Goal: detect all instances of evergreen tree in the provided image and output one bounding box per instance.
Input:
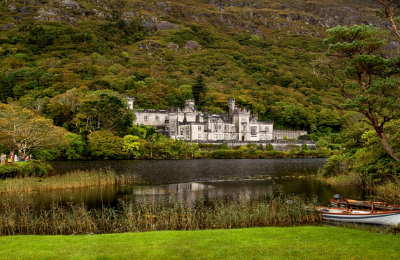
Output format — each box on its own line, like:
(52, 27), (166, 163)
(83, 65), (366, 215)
(0, 72), (13, 103)
(192, 74), (205, 105)
(317, 25), (400, 161)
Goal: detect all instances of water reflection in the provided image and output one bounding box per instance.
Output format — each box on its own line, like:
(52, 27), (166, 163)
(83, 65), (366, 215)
(0, 159), (369, 209)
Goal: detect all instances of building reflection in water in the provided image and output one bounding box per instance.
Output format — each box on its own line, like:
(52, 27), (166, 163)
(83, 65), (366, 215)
(130, 181), (275, 206)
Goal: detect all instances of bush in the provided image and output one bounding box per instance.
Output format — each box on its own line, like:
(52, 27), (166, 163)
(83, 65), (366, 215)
(220, 143), (230, 150)
(266, 143), (274, 151)
(301, 144), (309, 151)
(316, 139), (328, 149)
(323, 153), (348, 177)
(327, 144), (341, 150)
(298, 135), (311, 140)
(0, 160), (54, 179)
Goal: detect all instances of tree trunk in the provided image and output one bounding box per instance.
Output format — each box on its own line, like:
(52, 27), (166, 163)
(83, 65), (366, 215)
(375, 128), (400, 162)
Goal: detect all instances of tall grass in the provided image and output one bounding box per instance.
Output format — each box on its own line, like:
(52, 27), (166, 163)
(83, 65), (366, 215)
(314, 171), (363, 188)
(0, 169), (135, 193)
(372, 177), (400, 204)
(0, 193), (321, 235)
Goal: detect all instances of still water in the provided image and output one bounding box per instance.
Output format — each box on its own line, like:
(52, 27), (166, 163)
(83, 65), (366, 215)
(3, 159), (365, 208)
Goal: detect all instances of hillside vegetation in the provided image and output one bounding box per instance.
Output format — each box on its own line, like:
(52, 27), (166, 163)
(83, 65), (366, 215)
(0, 0), (384, 135)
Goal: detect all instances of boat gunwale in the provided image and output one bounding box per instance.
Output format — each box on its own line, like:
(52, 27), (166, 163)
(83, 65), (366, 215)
(329, 199), (400, 210)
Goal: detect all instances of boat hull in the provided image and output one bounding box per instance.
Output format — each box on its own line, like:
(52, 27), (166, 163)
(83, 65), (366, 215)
(318, 207), (400, 225)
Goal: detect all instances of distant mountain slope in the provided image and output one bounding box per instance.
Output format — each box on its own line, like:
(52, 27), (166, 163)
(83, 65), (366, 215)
(0, 0), (388, 133)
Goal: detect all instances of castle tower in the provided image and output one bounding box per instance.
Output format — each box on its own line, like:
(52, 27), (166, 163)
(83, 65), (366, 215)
(184, 99), (195, 112)
(228, 98), (235, 114)
(127, 97), (134, 110)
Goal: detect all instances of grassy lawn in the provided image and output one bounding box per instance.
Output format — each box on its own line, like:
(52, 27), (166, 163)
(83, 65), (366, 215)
(0, 226), (399, 259)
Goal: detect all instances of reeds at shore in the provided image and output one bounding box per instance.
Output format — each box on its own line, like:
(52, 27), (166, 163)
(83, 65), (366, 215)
(373, 177), (400, 204)
(0, 169), (135, 193)
(314, 171), (363, 188)
(0, 193), (321, 235)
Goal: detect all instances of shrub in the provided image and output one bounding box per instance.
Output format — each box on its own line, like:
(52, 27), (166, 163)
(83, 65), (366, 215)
(0, 160), (54, 179)
(327, 144), (341, 150)
(266, 143), (274, 151)
(316, 139), (328, 149)
(220, 143), (230, 150)
(323, 153), (348, 177)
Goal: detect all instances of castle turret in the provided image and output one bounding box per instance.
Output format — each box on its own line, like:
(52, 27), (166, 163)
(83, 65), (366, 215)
(127, 97), (134, 110)
(228, 98), (235, 114)
(184, 99), (195, 112)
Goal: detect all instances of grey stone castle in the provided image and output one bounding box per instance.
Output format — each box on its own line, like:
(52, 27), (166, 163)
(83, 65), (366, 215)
(128, 98), (307, 141)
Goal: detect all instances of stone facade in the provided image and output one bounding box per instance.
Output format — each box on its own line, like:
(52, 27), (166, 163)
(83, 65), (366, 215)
(273, 130), (308, 140)
(132, 98), (306, 141)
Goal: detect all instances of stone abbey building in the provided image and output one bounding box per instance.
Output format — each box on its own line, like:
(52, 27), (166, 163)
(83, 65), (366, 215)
(128, 98), (307, 141)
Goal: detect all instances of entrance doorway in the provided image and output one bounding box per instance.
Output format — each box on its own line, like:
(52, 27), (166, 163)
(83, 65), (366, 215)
(241, 136), (244, 141)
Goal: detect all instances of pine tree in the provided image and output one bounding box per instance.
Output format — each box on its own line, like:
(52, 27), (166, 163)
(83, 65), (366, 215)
(192, 74), (205, 105)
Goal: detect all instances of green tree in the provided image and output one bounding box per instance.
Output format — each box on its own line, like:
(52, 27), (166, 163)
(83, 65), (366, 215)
(77, 93), (134, 136)
(316, 139), (329, 149)
(179, 84), (193, 100)
(266, 143), (274, 151)
(0, 104), (67, 157)
(87, 131), (125, 159)
(317, 25), (400, 161)
(62, 133), (86, 159)
(192, 74), (205, 105)
(221, 143), (230, 150)
(122, 135), (141, 158)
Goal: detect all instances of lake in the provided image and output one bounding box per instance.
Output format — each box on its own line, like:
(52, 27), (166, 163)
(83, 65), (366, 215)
(1, 159), (366, 209)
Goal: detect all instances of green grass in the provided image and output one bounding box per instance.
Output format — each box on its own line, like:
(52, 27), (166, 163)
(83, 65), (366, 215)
(0, 226), (399, 259)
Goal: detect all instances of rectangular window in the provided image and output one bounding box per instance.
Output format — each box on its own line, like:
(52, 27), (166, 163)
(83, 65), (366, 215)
(266, 127), (269, 133)
(198, 134), (202, 140)
(156, 116), (160, 121)
(144, 115), (148, 121)
(232, 126), (235, 132)
(225, 125), (229, 132)
(218, 125), (222, 130)
(251, 127), (257, 136)
(242, 126), (246, 131)
(198, 126), (202, 131)
(224, 134), (229, 140)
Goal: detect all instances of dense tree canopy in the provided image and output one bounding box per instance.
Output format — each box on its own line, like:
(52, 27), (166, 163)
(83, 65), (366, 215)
(316, 24), (400, 161)
(0, 103), (67, 156)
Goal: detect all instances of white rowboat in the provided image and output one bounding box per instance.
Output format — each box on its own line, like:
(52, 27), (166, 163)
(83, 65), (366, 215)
(317, 207), (400, 225)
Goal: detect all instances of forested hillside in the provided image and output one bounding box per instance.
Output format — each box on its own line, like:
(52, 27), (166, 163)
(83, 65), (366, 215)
(0, 0), (384, 134)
